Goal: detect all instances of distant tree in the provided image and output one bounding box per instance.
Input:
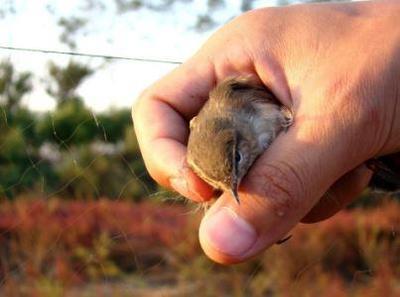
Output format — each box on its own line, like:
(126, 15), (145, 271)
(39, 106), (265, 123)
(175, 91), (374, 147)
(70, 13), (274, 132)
(0, 60), (59, 198)
(36, 99), (98, 147)
(0, 0), (15, 19)
(115, 0), (190, 12)
(96, 109), (132, 143)
(0, 123), (55, 198)
(0, 60), (32, 113)
(58, 17), (87, 49)
(46, 61), (93, 105)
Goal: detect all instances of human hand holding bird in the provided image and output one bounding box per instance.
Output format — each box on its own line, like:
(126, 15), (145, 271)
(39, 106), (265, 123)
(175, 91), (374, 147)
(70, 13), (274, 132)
(133, 1), (400, 264)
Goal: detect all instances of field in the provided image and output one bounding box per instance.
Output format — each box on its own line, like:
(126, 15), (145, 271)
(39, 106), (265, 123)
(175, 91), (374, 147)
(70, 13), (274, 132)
(0, 196), (399, 297)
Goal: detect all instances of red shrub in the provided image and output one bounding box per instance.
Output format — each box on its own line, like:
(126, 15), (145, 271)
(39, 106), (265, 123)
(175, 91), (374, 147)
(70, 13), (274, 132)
(0, 198), (196, 284)
(0, 197), (399, 297)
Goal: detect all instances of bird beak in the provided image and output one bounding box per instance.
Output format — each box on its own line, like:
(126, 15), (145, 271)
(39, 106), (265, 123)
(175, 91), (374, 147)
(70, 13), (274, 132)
(231, 132), (241, 205)
(230, 180), (240, 204)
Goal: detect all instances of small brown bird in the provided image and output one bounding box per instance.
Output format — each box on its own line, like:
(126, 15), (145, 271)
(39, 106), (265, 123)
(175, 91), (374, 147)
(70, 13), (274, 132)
(187, 77), (293, 204)
(187, 77), (400, 205)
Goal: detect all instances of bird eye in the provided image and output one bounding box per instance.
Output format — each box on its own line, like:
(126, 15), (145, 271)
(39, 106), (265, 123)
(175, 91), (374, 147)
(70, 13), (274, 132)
(235, 151), (242, 164)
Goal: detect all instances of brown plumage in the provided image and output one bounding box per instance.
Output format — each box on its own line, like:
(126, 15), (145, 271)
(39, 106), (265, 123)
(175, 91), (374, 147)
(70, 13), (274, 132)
(187, 77), (292, 203)
(187, 76), (400, 205)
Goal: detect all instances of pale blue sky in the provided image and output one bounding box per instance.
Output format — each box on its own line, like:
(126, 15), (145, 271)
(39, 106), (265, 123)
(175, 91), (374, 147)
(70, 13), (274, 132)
(1, 0), (278, 112)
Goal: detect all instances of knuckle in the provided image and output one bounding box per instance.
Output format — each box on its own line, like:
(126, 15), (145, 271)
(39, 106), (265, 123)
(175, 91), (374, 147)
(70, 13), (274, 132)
(248, 161), (306, 216)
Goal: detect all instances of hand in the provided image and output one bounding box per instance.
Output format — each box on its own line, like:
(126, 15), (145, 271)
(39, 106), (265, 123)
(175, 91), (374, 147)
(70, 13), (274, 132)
(133, 0), (400, 264)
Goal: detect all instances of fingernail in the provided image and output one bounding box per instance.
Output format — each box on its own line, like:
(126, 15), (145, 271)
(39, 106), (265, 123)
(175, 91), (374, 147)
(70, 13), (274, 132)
(170, 177), (189, 197)
(170, 177), (203, 201)
(201, 207), (256, 257)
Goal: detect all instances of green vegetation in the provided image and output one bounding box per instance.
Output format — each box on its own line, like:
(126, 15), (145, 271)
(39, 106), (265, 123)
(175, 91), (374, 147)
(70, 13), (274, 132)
(0, 59), (156, 200)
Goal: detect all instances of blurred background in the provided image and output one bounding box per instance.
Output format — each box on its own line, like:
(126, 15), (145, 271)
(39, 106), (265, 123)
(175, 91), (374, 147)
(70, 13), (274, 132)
(0, 0), (399, 296)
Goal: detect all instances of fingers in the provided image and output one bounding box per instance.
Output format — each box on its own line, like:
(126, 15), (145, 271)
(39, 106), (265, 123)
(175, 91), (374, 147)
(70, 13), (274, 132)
(133, 60), (216, 201)
(198, 119), (360, 264)
(143, 137), (215, 202)
(301, 164), (372, 223)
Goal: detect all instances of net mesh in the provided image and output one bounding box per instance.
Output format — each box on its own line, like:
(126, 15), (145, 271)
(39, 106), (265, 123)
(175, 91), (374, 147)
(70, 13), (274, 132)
(0, 1), (399, 296)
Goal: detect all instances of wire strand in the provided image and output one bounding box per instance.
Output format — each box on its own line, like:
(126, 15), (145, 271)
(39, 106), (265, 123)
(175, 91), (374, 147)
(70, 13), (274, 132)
(0, 45), (183, 65)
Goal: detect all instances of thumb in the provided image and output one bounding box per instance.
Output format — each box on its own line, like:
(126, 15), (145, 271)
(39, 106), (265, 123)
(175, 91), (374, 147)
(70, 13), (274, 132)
(199, 118), (362, 264)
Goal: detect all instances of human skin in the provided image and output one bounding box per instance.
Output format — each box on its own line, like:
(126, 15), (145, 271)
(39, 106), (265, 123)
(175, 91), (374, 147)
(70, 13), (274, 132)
(133, 0), (400, 264)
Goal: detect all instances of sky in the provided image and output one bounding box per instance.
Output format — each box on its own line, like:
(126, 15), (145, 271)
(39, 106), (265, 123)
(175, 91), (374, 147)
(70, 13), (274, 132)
(0, 0), (277, 112)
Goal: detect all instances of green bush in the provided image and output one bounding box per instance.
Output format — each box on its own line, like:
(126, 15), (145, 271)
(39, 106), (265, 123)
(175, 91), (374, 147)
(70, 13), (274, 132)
(36, 99), (99, 147)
